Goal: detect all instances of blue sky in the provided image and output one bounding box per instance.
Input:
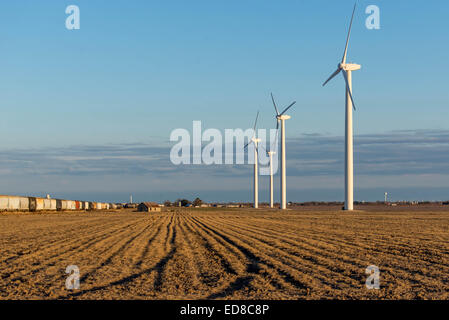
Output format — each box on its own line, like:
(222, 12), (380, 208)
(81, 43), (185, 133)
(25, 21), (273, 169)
(0, 1), (448, 202)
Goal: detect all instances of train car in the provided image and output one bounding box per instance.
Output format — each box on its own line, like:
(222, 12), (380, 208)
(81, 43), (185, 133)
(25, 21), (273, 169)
(56, 199), (63, 211)
(43, 198), (52, 210)
(19, 197), (29, 211)
(28, 197), (37, 211)
(36, 198), (44, 211)
(66, 200), (75, 210)
(50, 199), (57, 211)
(0, 196), (9, 210)
(43, 198), (55, 211)
(8, 196), (21, 210)
(75, 201), (80, 210)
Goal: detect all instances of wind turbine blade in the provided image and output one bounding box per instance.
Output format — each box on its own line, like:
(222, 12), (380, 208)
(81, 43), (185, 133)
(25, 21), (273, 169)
(257, 144), (269, 162)
(276, 119), (279, 130)
(253, 111), (259, 131)
(244, 141), (252, 149)
(271, 93), (280, 116)
(280, 101), (296, 115)
(342, 3), (357, 64)
(322, 68), (341, 87)
(342, 71), (357, 110)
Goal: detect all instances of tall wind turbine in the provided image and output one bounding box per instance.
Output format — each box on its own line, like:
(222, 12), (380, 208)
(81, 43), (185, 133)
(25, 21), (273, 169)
(271, 93), (296, 210)
(245, 111), (261, 209)
(322, 3), (360, 211)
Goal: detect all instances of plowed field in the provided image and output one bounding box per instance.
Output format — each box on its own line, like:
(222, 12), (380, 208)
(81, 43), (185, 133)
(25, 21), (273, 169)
(1, 207), (448, 299)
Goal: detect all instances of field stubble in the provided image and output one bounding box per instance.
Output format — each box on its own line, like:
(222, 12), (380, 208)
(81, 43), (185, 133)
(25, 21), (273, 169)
(0, 207), (448, 299)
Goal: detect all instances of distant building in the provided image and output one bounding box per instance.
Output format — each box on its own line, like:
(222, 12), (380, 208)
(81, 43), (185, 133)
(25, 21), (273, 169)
(137, 202), (161, 212)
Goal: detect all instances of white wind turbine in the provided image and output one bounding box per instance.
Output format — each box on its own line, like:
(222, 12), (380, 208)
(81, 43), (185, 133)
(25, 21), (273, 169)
(244, 111), (261, 209)
(257, 134), (277, 209)
(322, 3), (361, 211)
(267, 149), (276, 208)
(271, 93), (296, 210)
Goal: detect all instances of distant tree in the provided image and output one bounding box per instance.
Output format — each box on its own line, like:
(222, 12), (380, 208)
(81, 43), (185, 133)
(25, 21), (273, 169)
(192, 197), (203, 207)
(175, 199), (191, 207)
(163, 200), (171, 207)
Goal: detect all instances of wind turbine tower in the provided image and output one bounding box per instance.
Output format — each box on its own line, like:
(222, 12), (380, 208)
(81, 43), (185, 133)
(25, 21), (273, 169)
(271, 93), (296, 210)
(267, 151), (276, 208)
(258, 135), (277, 209)
(322, 3), (361, 211)
(245, 112), (261, 209)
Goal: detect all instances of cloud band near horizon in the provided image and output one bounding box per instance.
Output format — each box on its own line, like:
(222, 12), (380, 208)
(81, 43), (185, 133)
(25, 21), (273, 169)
(0, 129), (448, 202)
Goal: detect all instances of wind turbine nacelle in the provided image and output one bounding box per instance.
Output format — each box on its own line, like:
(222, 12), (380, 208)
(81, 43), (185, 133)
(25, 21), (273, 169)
(340, 63), (361, 71)
(277, 115), (291, 120)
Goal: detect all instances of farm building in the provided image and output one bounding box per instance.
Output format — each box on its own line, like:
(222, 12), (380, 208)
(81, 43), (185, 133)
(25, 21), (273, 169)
(137, 202), (161, 212)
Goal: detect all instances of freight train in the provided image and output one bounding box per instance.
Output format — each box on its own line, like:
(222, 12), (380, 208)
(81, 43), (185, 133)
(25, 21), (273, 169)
(0, 195), (116, 212)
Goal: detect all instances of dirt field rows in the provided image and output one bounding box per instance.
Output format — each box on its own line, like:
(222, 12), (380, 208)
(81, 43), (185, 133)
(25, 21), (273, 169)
(0, 207), (448, 299)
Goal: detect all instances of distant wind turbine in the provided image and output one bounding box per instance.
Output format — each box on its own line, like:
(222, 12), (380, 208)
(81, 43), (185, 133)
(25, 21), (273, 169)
(271, 93), (296, 210)
(267, 150), (276, 208)
(257, 136), (277, 209)
(244, 111), (261, 209)
(322, 3), (361, 211)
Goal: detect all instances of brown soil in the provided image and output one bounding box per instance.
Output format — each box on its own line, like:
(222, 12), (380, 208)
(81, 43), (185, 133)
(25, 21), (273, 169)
(0, 207), (448, 299)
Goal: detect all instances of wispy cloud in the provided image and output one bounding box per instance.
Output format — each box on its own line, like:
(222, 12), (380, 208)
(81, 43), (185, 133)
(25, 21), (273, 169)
(287, 129), (449, 176)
